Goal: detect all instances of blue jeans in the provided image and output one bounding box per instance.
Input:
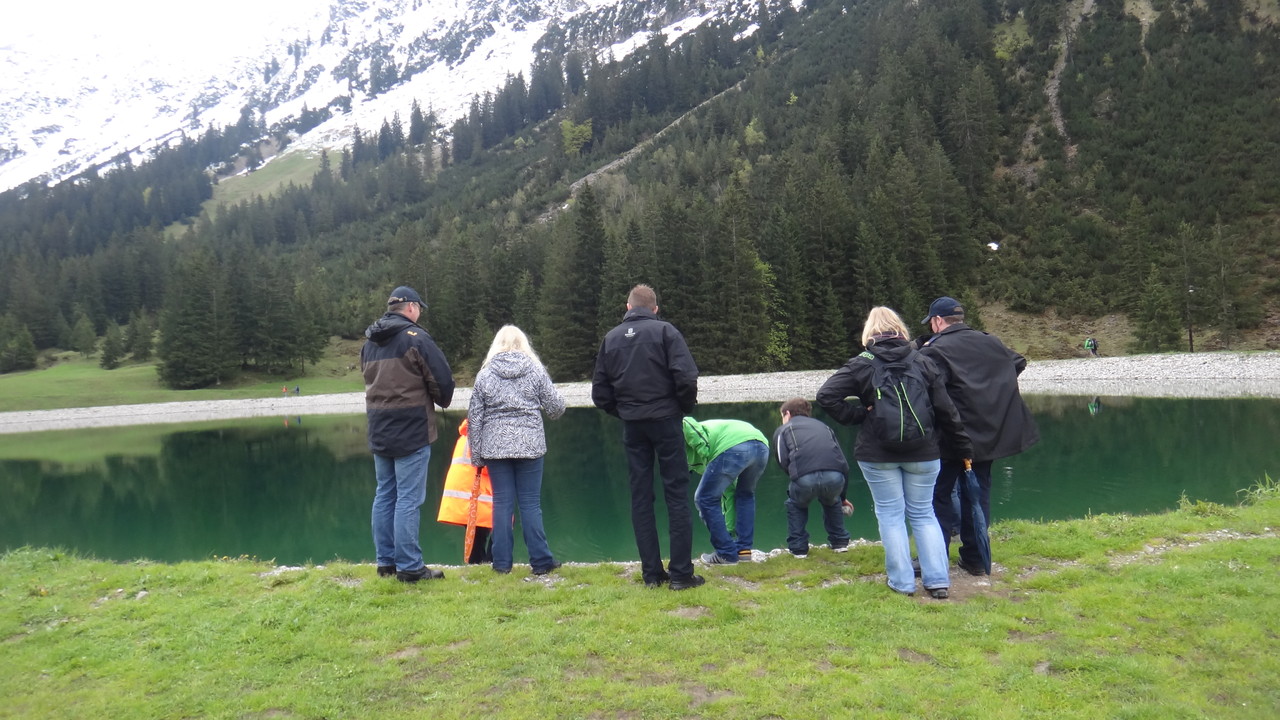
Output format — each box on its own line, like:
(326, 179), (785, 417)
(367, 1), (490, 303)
(858, 460), (949, 593)
(694, 440), (769, 561)
(487, 456), (555, 573)
(372, 445), (431, 572)
(785, 470), (851, 554)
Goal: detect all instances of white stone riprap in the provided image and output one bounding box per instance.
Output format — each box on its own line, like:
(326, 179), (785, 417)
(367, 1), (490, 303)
(1, 351), (1277, 434)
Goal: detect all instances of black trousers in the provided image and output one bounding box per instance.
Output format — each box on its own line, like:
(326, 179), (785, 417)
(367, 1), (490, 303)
(933, 458), (993, 567)
(622, 416), (695, 582)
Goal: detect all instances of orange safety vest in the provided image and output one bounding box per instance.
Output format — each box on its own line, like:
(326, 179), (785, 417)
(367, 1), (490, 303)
(436, 419), (493, 528)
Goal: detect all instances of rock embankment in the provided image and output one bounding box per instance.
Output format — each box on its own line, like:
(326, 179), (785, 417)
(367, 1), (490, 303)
(2, 351), (1278, 434)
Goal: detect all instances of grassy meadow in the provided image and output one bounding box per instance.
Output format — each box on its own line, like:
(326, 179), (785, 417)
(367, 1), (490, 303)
(2, 481), (1277, 719)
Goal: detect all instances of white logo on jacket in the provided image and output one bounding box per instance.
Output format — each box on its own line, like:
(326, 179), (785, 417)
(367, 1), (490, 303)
(624, 327), (635, 338)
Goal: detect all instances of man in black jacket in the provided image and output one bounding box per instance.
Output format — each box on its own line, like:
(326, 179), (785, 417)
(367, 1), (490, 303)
(361, 285), (455, 583)
(773, 398), (852, 558)
(919, 297), (1039, 575)
(592, 284), (703, 590)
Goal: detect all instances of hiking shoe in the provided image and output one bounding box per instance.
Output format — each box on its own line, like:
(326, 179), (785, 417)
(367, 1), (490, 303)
(668, 574), (705, 591)
(700, 552), (737, 566)
(957, 559), (989, 577)
(532, 561), (562, 576)
(396, 566), (444, 582)
(927, 587), (950, 599)
(376, 565), (396, 578)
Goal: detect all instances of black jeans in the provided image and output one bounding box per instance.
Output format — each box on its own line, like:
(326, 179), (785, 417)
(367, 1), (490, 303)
(933, 459), (993, 566)
(622, 416), (695, 582)
(785, 470), (850, 554)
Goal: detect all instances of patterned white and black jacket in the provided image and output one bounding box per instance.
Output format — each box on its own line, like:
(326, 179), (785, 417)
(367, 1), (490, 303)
(467, 351), (565, 464)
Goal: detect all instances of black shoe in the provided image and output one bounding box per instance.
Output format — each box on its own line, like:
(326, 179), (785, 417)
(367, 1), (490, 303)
(927, 587), (950, 599)
(396, 566), (444, 582)
(532, 561), (562, 576)
(669, 574), (705, 591)
(376, 565), (396, 578)
(493, 567), (511, 575)
(957, 559), (989, 577)
(643, 571), (671, 589)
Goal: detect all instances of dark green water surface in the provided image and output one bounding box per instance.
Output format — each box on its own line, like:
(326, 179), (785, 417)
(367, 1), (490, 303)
(1, 397), (1276, 565)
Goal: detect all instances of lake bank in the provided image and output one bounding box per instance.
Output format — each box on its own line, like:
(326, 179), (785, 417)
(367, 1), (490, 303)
(2, 351), (1279, 434)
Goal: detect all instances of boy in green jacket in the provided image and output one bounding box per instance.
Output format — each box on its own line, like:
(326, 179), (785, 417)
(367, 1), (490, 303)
(682, 417), (770, 565)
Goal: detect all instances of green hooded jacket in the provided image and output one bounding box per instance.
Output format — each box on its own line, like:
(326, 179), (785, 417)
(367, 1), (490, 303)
(681, 418), (769, 476)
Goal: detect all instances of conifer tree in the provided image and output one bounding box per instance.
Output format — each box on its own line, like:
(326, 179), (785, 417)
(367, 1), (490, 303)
(69, 312), (97, 357)
(99, 322), (125, 369)
(1132, 265), (1181, 353)
(157, 248), (236, 389)
(0, 324), (37, 373)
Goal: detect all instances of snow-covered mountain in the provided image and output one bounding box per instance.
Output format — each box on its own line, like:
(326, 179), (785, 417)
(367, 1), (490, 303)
(0, 0), (775, 193)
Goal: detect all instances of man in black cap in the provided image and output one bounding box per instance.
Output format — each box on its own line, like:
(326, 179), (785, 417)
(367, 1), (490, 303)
(361, 285), (455, 582)
(919, 296), (1039, 575)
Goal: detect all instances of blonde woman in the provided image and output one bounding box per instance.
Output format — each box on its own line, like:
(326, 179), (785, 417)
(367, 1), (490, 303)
(816, 307), (972, 598)
(467, 325), (566, 575)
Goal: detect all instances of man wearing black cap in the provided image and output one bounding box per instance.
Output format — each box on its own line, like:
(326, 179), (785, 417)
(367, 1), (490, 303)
(361, 285), (455, 582)
(919, 297), (1039, 575)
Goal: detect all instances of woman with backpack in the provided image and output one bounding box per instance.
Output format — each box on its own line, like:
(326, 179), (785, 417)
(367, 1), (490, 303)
(816, 307), (972, 599)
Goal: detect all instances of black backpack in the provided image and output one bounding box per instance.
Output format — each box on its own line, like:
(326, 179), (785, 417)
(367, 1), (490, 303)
(859, 350), (935, 453)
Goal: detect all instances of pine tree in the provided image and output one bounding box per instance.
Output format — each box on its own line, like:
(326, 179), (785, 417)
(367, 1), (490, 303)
(0, 325), (38, 373)
(1131, 265), (1181, 353)
(69, 312), (97, 357)
(157, 248), (237, 389)
(99, 322), (125, 369)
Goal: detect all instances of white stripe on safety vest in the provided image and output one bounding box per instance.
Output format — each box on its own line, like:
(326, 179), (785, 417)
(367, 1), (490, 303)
(442, 489), (493, 502)
(451, 456), (473, 465)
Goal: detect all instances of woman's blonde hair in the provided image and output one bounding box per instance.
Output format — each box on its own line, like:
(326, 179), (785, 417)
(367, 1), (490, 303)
(860, 306), (911, 347)
(483, 325), (542, 367)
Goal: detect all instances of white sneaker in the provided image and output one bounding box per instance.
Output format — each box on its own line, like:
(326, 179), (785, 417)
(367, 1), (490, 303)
(832, 545), (849, 553)
(790, 552), (808, 559)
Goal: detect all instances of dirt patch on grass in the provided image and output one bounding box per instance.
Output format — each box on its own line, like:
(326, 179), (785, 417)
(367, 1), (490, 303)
(669, 606), (711, 619)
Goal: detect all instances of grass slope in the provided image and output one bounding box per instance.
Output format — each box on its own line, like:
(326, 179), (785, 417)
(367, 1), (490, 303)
(2, 483), (1277, 718)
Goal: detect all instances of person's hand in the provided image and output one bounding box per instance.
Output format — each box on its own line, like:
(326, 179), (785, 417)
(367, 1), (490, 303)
(841, 500), (855, 517)
(963, 458), (973, 471)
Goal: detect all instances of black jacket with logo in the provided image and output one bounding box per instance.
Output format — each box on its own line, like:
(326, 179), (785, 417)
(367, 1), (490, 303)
(591, 308), (698, 421)
(361, 312), (455, 457)
(919, 323), (1039, 462)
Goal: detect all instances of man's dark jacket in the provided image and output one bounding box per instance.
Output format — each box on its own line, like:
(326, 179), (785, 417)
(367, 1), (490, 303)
(772, 415), (849, 481)
(919, 323), (1039, 462)
(591, 307), (698, 421)
(361, 311), (455, 457)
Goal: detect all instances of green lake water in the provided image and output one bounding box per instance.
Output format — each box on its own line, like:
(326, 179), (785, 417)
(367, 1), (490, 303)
(1, 397), (1276, 566)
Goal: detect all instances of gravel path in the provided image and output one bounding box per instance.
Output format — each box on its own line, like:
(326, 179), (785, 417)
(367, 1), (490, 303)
(2, 351), (1278, 434)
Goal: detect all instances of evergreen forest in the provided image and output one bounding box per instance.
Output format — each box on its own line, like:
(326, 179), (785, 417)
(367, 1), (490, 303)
(1, 0), (1277, 387)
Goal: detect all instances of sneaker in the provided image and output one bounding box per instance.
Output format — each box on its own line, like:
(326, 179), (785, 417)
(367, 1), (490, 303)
(396, 566), (444, 582)
(668, 574), (705, 591)
(492, 567), (511, 574)
(927, 587), (949, 599)
(957, 559), (989, 577)
(700, 552), (737, 566)
(832, 544), (849, 553)
(532, 561), (562, 576)
(376, 565), (396, 578)
(790, 551), (808, 559)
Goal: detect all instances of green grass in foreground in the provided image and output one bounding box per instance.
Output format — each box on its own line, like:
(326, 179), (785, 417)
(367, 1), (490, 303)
(3, 480), (1278, 719)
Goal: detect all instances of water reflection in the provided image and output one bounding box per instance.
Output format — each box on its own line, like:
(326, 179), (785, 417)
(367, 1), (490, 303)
(1, 397), (1276, 565)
